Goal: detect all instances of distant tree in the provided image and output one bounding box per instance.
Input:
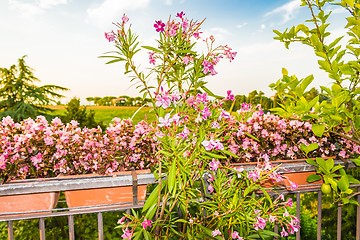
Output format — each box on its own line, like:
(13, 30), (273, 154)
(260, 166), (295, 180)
(0, 56), (68, 121)
(61, 97), (105, 129)
(86, 97), (94, 105)
(93, 97), (101, 106)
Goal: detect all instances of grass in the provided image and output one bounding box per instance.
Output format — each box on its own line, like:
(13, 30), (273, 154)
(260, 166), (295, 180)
(48, 106), (157, 126)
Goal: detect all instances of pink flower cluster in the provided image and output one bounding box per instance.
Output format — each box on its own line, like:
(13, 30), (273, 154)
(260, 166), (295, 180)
(0, 116), (159, 180)
(224, 104), (360, 162)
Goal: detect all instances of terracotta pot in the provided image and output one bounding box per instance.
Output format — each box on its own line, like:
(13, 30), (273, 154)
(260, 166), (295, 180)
(64, 169), (150, 209)
(0, 180), (59, 216)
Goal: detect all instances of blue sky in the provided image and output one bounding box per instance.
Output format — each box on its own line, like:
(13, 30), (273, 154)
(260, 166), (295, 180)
(0, 0), (347, 103)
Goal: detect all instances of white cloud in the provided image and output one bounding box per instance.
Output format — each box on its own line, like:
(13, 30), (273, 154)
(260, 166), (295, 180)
(87, 0), (151, 27)
(265, 0), (301, 23)
(261, 24), (266, 30)
(236, 22), (248, 29)
(165, 0), (173, 5)
(8, 0), (67, 16)
(38, 0), (67, 9)
(207, 27), (231, 42)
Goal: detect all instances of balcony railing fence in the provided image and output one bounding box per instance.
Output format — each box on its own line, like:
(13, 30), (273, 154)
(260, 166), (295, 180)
(1, 161), (360, 240)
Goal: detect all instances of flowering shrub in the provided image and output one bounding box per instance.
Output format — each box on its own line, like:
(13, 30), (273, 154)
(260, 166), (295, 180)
(225, 104), (360, 163)
(0, 116), (159, 182)
(103, 12), (303, 239)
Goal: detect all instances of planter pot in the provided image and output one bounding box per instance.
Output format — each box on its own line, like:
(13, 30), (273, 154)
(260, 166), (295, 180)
(64, 169), (150, 210)
(0, 179), (60, 217)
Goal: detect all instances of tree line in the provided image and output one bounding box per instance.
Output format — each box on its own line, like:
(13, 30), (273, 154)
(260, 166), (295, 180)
(85, 96), (151, 106)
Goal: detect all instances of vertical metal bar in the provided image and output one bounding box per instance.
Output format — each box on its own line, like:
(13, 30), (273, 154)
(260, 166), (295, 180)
(296, 192), (301, 240)
(7, 221), (14, 240)
(98, 212), (104, 240)
(317, 191), (322, 240)
(274, 221), (278, 240)
(39, 217), (46, 240)
(337, 202), (342, 240)
(357, 187), (360, 240)
(68, 215), (75, 240)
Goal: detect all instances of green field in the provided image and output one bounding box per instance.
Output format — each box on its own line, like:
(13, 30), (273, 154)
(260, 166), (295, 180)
(49, 106), (157, 126)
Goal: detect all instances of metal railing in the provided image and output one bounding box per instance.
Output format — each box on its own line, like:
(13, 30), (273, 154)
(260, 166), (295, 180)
(1, 162), (360, 240)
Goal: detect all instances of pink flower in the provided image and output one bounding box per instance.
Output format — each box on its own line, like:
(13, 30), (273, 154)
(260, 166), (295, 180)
(121, 229), (133, 239)
(122, 14), (129, 23)
(31, 153), (43, 165)
(285, 198), (294, 208)
(141, 219), (152, 229)
(211, 229), (221, 237)
(283, 209), (290, 217)
(202, 60), (217, 75)
(211, 121), (221, 129)
(155, 93), (171, 109)
(213, 139), (224, 150)
(207, 174), (215, 182)
(169, 29), (177, 37)
(189, 218), (194, 224)
(226, 90), (235, 101)
(158, 113), (171, 127)
(149, 52), (156, 65)
(105, 32), (115, 42)
(0, 156), (6, 170)
(209, 158), (220, 171)
(231, 231), (241, 239)
(269, 215), (276, 223)
(253, 216), (267, 231)
(339, 150), (347, 158)
(247, 171), (260, 182)
(182, 56), (190, 65)
(288, 179), (298, 191)
(202, 139), (213, 151)
(208, 184), (214, 193)
(117, 217), (126, 224)
(219, 110), (231, 120)
(200, 107), (211, 120)
(281, 228), (289, 237)
(177, 126), (190, 139)
(154, 20), (165, 32)
(176, 11), (185, 19)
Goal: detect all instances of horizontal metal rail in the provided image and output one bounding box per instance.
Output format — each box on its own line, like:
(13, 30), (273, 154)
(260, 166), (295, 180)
(0, 172), (156, 196)
(1, 163), (360, 240)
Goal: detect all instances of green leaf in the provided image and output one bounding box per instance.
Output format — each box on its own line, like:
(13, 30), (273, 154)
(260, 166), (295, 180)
(352, 158), (360, 166)
(222, 149), (239, 158)
(306, 158), (318, 166)
(282, 68), (288, 76)
(168, 159), (177, 193)
(244, 132), (260, 142)
(141, 45), (161, 53)
(325, 158), (334, 171)
(204, 151), (227, 159)
(338, 175), (350, 192)
(142, 183), (160, 213)
(307, 174), (322, 183)
(312, 124), (326, 137)
(300, 143), (319, 155)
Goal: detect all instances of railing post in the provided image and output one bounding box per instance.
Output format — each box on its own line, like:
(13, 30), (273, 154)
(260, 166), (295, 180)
(357, 186), (360, 240)
(296, 192), (301, 240)
(317, 191), (322, 240)
(68, 215), (75, 240)
(273, 221), (278, 240)
(98, 212), (104, 240)
(7, 221), (14, 240)
(39, 217), (46, 240)
(337, 202), (342, 240)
